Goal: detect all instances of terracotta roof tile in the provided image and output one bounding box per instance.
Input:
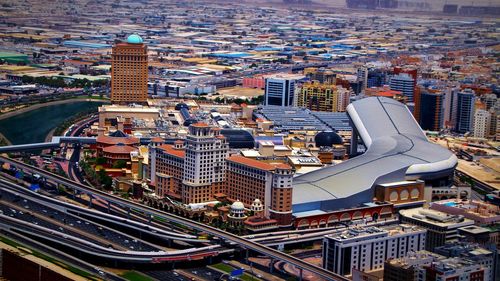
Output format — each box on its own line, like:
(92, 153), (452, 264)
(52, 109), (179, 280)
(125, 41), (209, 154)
(227, 155), (275, 171)
(158, 144), (185, 158)
(103, 145), (137, 154)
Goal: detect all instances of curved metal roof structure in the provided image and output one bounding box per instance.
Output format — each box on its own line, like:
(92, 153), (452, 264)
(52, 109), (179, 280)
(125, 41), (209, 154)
(292, 97), (457, 213)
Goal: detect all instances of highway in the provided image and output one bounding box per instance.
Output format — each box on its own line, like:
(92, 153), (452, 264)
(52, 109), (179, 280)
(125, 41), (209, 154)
(0, 155), (349, 281)
(0, 179), (221, 263)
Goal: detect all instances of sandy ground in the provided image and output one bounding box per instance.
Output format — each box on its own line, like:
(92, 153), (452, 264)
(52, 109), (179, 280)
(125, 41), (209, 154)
(458, 159), (500, 190)
(216, 87), (263, 99)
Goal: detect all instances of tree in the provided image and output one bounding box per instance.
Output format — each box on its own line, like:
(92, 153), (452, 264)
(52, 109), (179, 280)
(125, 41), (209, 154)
(97, 169), (112, 190)
(112, 160), (127, 169)
(95, 157), (106, 165)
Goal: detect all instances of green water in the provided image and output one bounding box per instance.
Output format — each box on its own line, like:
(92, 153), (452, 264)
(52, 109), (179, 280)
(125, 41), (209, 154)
(0, 101), (104, 145)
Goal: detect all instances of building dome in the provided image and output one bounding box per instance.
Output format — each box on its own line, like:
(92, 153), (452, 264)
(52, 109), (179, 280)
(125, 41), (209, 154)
(127, 34), (143, 44)
(315, 131), (343, 147)
(231, 200), (245, 211)
(251, 198), (264, 213)
(220, 129), (255, 149)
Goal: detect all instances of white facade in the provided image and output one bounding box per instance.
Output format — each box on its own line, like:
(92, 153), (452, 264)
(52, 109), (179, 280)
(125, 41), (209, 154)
(264, 74), (303, 107)
(473, 109), (491, 139)
(323, 225), (426, 276)
(183, 126), (228, 185)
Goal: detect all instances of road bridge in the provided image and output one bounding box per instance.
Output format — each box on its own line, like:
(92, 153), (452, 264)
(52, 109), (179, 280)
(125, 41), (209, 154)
(0, 155), (349, 281)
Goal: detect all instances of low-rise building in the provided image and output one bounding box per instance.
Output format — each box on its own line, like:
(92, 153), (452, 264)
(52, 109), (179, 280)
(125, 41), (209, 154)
(323, 224), (426, 276)
(400, 208), (474, 251)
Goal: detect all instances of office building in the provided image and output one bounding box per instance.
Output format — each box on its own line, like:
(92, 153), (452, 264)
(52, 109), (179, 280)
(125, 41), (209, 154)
(385, 251), (490, 281)
(384, 251), (444, 281)
(483, 94), (498, 111)
(419, 91), (444, 131)
(322, 224), (426, 276)
(400, 208), (474, 251)
(456, 89), (476, 134)
(474, 109), (491, 139)
(111, 34), (148, 104)
(297, 81), (350, 112)
(390, 73), (415, 102)
(420, 257), (488, 281)
(357, 67), (387, 90)
(434, 243), (495, 281)
(264, 74), (304, 107)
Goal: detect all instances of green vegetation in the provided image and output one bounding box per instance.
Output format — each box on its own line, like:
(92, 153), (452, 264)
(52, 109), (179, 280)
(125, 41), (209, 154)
(113, 159), (127, 169)
(213, 95), (264, 105)
(0, 137), (8, 147)
(77, 95), (109, 100)
(98, 168), (113, 190)
(95, 157), (106, 165)
(21, 75), (108, 88)
(120, 271), (154, 281)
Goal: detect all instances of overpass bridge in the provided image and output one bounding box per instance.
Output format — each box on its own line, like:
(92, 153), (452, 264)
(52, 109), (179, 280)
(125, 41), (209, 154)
(0, 136), (96, 152)
(0, 155), (349, 281)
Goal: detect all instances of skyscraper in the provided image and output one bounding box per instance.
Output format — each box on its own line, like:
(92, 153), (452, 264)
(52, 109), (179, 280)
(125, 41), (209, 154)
(474, 109), (491, 138)
(455, 89), (476, 134)
(264, 74), (304, 107)
(182, 123), (228, 204)
(419, 91), (444, 131)
(390, 73), (415, 102)
(111, 34), (148, 104)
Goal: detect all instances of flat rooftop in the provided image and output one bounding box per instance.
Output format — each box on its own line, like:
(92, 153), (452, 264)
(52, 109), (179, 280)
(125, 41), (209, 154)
(400, 207), (474, 228)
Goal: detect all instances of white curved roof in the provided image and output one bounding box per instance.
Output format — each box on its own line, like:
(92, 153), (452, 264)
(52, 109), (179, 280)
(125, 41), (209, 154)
(292, 97), (457, 212)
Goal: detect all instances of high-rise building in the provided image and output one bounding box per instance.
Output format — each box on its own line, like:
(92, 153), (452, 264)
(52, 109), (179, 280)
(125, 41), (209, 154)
(264, 74), (304, 107)
(182, 124), (228, 204)
(357, 67), (387, 90)
(483, 94), (498, 111)
(390, 73), (415, 102)
(456, 89), (476, 134)
(322, 225), (426, 276)
(474, 109), (491, 138)
(297, 81), (350, 112)
(111, 34), (148, 104)
(419, 91), (444, 131)
(400, 208), (474, 251)
(225, 156), (294, 226)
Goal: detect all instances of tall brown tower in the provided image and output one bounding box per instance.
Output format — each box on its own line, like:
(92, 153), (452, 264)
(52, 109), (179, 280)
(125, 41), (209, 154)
(111, 34), (148, 104)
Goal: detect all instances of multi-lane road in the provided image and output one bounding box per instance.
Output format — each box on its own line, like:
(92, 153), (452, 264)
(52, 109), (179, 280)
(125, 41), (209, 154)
(0, 155), (349, 281)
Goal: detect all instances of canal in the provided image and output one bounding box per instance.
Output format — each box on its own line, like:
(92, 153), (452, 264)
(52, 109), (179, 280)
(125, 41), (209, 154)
(0, 101), (105, 145)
